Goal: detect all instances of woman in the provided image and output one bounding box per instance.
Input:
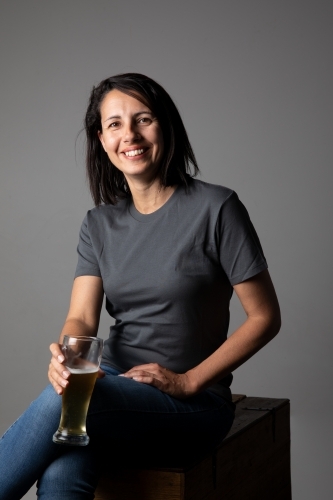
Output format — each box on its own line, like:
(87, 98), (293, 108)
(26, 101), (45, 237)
(0, 73), (280, 499)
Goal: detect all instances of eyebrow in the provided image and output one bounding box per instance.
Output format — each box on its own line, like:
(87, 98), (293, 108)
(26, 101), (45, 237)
(103, 111), (154, 123)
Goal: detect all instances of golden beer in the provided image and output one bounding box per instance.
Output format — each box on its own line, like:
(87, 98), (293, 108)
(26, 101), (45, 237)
(58, 368), (98, 436)
(52, 335), (103, 446)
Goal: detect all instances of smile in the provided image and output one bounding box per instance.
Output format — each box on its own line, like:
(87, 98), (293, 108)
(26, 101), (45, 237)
(124, 149), (145, 157)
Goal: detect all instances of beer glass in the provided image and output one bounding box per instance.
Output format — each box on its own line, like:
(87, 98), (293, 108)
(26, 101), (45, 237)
(52, 335), (103, 446)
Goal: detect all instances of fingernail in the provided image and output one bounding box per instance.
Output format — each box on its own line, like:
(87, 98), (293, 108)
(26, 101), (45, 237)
(61, 380), (68, 388)
(62, 371), (70, 378)
(58, 355), (65, 363)
(118, 374), (125, 377)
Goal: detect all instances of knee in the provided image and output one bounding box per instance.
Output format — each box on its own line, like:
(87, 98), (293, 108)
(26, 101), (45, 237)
(27, 384), (62, 429)
(37, 448), (98, 499)
(31, 384), (61, 412)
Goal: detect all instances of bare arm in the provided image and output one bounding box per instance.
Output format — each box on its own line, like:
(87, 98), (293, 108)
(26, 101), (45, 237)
(48, 275), (104, 394)
(122, 269), (281, 398)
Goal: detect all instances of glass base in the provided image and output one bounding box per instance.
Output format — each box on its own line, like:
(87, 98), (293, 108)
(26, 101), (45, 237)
(52, 429), (90, 446)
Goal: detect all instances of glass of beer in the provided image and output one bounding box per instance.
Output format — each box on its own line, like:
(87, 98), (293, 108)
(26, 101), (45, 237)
(52, 335), (103, 446)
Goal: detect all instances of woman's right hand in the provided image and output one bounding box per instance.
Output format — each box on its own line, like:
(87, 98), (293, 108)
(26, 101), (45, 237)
(48, 343), (70, 395)
(48, 341), (106, 395)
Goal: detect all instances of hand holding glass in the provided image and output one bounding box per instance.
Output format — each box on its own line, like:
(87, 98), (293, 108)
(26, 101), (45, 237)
(52, 336), (103, 446)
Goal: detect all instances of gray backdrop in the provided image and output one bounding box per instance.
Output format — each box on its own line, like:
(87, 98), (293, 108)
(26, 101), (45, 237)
(1, 1), (332, 498)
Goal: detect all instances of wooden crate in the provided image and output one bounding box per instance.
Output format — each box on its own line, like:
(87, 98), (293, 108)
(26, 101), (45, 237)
(95, 396), (291, 500)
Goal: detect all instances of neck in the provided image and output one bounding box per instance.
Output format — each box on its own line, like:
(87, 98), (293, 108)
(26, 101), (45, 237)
(127, 177), (176, 214)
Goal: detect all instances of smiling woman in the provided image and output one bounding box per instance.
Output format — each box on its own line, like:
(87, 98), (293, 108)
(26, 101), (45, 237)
(0, 73), (280, 500)
(97, 90), (165, 193)
(84, 73), (198, 209)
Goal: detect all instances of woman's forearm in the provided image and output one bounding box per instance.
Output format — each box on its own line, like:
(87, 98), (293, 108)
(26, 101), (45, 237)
(186, 270), (281, 395)
(186, 313), (280, 394)
(58, 318), (99, 343)
(57, 276), (104, 343)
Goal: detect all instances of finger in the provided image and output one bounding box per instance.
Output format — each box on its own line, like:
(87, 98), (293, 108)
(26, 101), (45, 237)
(48, 358), (70, 393)
(49, 342), (65, 364)
(121, 369), (155, 379)
(132, 372), (164, 388)
(50, 355), (71, 378)
(123, 369), (167, 390)
(49, 378), (65, 395)
(122, 363), (163, 378)
(48, 343), (70, 395)
(97, 368), (105, 379)
(48, 364), (68, 395)
(124, 362), (161, 372)
(49, 362), (70, 386)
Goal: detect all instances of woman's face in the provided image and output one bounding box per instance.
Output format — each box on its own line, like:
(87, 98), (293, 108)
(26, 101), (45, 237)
(98, 89), (164, 185)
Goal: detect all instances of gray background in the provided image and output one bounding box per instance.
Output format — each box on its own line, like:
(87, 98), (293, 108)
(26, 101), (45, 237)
(0, 1), (332, 498)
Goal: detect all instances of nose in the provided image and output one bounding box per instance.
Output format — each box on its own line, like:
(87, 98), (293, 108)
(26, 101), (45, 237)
(123, 121), (141, 142)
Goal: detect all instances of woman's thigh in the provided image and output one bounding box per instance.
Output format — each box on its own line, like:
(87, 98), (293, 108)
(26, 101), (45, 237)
(87, 366), (235, 466)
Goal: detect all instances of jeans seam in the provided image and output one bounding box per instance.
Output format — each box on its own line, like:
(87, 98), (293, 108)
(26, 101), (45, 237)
(0, 414), (22, 443)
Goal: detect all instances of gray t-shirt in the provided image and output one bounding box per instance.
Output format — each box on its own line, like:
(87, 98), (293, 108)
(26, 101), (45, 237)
(75, 179), (267, 399)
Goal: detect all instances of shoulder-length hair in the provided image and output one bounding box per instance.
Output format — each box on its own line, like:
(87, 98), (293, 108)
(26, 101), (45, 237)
(84, 73), (199, 206)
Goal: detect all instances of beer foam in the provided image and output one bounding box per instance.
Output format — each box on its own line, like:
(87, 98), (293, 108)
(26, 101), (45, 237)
(66, 367), (98, 374)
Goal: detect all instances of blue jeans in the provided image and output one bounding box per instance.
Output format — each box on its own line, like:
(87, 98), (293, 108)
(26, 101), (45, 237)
(0, 365), (234, 500)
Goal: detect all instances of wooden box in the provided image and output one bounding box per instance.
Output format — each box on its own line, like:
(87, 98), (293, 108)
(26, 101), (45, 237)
(95, 396), (291, 500)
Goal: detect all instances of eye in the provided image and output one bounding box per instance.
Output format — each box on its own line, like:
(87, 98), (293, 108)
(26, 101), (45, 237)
(108, 121), (120, 129)
(138, 117), (152, 125)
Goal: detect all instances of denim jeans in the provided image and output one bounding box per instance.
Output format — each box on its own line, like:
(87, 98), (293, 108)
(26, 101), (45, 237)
(0, 365), (234, 500)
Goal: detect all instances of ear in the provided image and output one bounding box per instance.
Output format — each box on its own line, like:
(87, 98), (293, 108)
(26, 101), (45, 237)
(98, 131), (106, 152)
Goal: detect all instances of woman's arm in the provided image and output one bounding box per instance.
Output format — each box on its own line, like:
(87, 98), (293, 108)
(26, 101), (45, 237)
(48, 275), (104, 394)
(121, 269), (281, 398)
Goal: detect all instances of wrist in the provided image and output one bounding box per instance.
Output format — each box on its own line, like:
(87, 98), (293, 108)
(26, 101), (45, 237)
(183, 369), (201, 396)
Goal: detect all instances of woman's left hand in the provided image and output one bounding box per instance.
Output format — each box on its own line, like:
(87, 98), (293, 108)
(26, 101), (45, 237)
(120, 363), (194, 399)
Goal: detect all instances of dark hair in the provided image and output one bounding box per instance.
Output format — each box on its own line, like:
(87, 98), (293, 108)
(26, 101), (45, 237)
(84, 73), (199, 205)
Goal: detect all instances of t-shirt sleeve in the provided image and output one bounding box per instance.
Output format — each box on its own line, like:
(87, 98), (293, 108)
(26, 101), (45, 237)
(74, 215), (101, 278)
(216, 191), (268, 285)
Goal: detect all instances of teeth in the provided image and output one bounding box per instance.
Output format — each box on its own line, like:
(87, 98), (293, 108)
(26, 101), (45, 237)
(125, 149), (144, 157)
